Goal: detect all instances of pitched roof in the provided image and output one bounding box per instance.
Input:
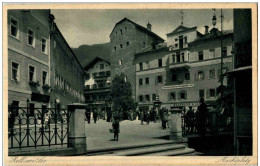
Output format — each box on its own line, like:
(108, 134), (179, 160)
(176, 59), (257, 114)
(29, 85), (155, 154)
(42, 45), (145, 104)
(109, 17), (164, 42)
(190, 28), (233, 44)
(84, 56), (110, 71)
(167, 25), (197, 36)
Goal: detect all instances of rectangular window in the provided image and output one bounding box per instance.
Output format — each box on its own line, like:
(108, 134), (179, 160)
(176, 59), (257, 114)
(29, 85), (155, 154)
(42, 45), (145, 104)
(10, 17), (19, 38)
(100, 64), (104, 70)
(27, 28), (35, 46)
(86, 73), (90, 80)
(114, 46), (116, 51)
(139, 95), (143, 102)
(125, 27), (127, 31)
(86, 85), (90, 90)
(139, 78), (143, 85)
(158, 59), (162, 67)
(29, 66), (35, 81)
(170, 92), (176, 100)
(181, 53), (185, 62)
(139, 63), (143, 71)
(145, 95), (150, 102)
(143, 42), (146, 48)
(41, 37), (47, 53)
(198, 71), (204, 80)
(222, 47), (227, 56)
(179, 91), (187, 100)
(157, 76), (162, 83)
(210, 49), (215, 58)
(175, 38), (178, 42)
(198, 51), (203, 61)
(126, 41), (129, 46)
(120, 44), (123, 48)
(175, 43), (178, 48)
(210, 89), (215, 97)
(120, 29), (123, 35)
(106, 71), (111, 77)
(185, 73), (190, 80)
(152, 94), (156, 101)
(176, 52), (180, 62)
(11, 61), (20, 81)
(184, 36), (188, 43)
(171, 73), (177, 82)
(92, 72), (97, 77)
(145, 61), (149, 69)
(199, 90), (205, 98)
(209, 69), (215, 78)
(93, 84), (97, 89)
(145, 77), (149, 85)
(42, 71), (47, 85)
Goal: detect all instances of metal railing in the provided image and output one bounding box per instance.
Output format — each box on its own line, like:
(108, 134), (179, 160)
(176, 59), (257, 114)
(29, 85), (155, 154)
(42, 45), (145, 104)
(181, 110), (233, 136)
(8, 101), (70, 150)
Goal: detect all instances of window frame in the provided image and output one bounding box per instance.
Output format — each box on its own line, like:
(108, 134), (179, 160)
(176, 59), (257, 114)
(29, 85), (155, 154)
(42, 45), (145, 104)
(185, 72), (190, 81)
(145, 77), (149, 85)
(157, 75), (163, 83)
(100, 64), (104, 70)
(42, 70), (48, 86)
(209, 69), (215, 79)
(139, 95), (143, 102)
(11, 60), (20, 82)
(198, 51), (204, 61)
(198, 71), (204, 80)
(209, 89), (216, 97)
(179, 91), (187, 100)
(27, 27), (35, 47)
(145, 94), (150, 102)
(199, 89), (205, 98)
(169, 92), (176, 100)
(28, 64), (36, 82)
(10, 16), (19, 39)
(158, 58), (162, 67)
(41, 36), (48, 54)
(139, 62), (143, 71)
(118, 59), (122, 66)
(139, 78), (143, 86)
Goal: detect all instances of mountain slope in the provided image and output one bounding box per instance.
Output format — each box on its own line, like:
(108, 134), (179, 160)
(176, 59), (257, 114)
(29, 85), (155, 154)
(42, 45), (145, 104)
(72, 43), (111, 68)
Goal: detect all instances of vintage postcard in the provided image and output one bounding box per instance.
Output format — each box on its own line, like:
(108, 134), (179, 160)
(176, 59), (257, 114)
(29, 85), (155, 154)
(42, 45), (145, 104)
(3, 2), (257, 165)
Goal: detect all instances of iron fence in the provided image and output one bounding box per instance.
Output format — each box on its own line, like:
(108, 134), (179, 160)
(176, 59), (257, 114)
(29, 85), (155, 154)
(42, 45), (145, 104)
(181, 110), (233, 136)
(8, 101), (70, 150)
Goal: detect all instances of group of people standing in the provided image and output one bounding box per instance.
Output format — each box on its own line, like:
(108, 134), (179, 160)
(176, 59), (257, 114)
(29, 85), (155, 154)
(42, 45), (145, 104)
(185, 98), (209, 136)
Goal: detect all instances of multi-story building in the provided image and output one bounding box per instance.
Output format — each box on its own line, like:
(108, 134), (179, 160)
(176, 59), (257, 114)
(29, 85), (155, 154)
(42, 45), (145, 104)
(135, 24), (233, 111)
(8, 10), (51, 112)
(49, 19), (85, 108)
(8, 10), (85, 112)
(110, 18), (164, 100)
(84, 56), (111, 116)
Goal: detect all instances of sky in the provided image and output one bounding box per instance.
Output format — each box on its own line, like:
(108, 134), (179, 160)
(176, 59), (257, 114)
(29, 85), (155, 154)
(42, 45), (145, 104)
(51, 9), (233, 48)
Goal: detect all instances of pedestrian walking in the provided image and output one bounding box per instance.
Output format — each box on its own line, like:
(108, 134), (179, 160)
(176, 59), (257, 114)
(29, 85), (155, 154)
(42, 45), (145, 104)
(86, 109), (91, 124)
(112, 111), (120, 141)
(140, 110), (144, 125)
(44, 110), (51, 130)
(146, 110), (150, 125)
(185, 106), (195, 133)
(162, 110), (168, 130)
(196, 98), (209, 136)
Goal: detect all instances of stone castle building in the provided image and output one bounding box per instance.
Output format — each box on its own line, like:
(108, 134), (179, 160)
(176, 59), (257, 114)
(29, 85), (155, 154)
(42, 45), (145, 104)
(109, 18), (164, 99)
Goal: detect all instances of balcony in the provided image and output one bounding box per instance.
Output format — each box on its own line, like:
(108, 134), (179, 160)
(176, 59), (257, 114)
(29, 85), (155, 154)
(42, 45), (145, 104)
(169, 61), (190, 70)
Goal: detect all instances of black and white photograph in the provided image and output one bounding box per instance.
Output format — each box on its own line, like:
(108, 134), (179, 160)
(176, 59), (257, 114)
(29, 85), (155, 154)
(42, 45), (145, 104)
(3, 3), (257, 165)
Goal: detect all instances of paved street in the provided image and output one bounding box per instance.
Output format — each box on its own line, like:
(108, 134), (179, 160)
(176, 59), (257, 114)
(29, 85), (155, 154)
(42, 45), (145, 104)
(85, 119), (171, 151)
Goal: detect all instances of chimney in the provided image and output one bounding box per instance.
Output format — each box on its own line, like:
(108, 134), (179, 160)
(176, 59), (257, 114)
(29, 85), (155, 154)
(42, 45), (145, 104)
(204, 25), (209, 35)
(147, 22), (152, 31)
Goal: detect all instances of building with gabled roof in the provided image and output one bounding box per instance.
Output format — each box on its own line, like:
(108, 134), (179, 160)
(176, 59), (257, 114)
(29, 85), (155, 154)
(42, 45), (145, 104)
(110, 17), (164, 101)
(84, 56), (112, 121)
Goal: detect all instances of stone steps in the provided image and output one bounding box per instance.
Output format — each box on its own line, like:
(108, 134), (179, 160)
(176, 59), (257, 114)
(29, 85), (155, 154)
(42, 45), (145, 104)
(87, 141), (195, 156)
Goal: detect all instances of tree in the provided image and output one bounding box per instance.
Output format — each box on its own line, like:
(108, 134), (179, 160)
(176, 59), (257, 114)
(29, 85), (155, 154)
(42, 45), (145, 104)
(107, 73), (137, 120)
